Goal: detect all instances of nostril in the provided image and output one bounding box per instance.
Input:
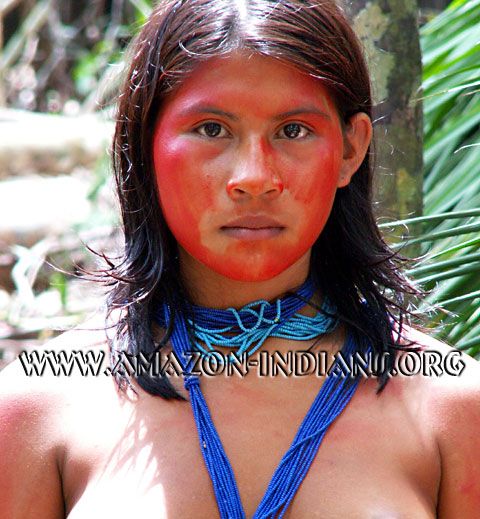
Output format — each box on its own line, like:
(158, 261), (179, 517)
(272, 178), (284, 194)
(226, 176), (284, 199)
(226, 181), (247, 197)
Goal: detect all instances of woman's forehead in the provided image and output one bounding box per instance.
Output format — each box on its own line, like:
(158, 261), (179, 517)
(158, 51), (337, 118)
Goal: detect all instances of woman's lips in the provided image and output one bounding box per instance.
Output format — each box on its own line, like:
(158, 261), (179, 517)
(221, 215), (285, 240)
(221, 227), (284, 240)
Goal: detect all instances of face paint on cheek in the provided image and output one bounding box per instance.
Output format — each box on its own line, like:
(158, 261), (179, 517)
(288, 155), (341, 254)
(153, 124), (217, 254)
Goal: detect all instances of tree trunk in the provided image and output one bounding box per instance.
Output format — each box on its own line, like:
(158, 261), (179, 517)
(344, 0), (424, 223)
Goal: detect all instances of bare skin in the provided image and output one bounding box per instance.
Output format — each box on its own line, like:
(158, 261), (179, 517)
(1, 53), (480, 517)
(1, 320), (480, 518)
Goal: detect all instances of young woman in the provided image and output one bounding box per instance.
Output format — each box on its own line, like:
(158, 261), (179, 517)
(1, 0), (479, 517)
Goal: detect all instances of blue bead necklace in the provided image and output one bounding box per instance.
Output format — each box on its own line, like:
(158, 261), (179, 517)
(155, 279), (361, 518)
(184, 279), (338, 362)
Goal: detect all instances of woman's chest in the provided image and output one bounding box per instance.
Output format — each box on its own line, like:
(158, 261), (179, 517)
(62, 379), (440, 518)
(65, 440), (437, 518)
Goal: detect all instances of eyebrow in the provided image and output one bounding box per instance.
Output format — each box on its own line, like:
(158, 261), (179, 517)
(178, 105), (331, 121)
(272, 107), (332, 121)
(179, 106), (240, 121)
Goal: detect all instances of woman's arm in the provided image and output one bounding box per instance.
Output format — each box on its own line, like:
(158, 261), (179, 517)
(0, 360), (65, 518)
(433, 349), (480, 517)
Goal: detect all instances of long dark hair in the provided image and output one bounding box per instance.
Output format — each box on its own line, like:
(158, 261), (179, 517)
(105, 0), (420, 399)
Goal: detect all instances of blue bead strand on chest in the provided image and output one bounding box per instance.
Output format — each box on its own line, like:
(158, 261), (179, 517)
(153, 278), (363, 519)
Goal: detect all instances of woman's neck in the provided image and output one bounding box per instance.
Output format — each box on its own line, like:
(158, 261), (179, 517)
(178, 247), (314, 310)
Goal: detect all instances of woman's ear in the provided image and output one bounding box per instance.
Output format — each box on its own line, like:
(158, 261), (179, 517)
(337, 112), (373, 188)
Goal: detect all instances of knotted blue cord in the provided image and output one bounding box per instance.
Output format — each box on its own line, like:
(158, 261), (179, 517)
(155, 279), (338, 363)
(158, 281), (362, 518)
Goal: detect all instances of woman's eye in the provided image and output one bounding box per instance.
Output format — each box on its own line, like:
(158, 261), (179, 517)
(195, 122), (229, 138)
(279, 123), (310, 139)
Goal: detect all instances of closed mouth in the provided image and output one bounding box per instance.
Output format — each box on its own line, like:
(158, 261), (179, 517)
(220, 226), (285, 240)
(221, 215), (285, 230)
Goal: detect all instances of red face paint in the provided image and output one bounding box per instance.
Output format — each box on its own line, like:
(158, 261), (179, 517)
(153, 52), (346, 282)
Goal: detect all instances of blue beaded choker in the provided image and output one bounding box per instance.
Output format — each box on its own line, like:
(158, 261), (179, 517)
(154, 279), (361, 518)
(184, 279), (338, 362)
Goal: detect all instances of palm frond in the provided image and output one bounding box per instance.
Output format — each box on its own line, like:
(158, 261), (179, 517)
(398, 0), (480, 358)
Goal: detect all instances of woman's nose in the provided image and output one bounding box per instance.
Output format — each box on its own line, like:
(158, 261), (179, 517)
(226, 138), (284, 200)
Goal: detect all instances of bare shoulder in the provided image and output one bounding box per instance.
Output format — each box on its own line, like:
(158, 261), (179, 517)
(402, 328), (480, 517)
(0, 312), (111, 518)
(397, 327), (480, 418)
(382, 326), (480, 405)
(403, 326), (480, 393)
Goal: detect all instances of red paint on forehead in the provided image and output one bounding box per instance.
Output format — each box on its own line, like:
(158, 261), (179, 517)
(159, 53), (338, 125)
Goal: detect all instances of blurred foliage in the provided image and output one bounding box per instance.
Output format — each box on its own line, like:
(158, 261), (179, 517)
(385, 0), (480, 358)
(0, 1), (152, 346)
(0, 0), (153, 113)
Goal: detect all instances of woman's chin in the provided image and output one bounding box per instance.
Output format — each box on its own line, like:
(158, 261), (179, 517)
(178, 244), (311, 284)
(204, 260), (298, 283)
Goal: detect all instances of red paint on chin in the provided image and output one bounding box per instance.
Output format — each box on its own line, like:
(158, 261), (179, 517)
(153, 52), (346, 282)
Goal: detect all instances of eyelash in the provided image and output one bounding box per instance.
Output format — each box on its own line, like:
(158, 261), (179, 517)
(194, 122), (230, 138)
(193, 122), (312, 140)
(277, 123), (312, 140)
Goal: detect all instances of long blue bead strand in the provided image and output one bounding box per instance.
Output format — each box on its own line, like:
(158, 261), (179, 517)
(164, 303), (246, 518)
(158, 280), (362, 518)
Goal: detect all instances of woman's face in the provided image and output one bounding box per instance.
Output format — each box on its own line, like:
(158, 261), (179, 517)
(153, 52), (364, 282)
